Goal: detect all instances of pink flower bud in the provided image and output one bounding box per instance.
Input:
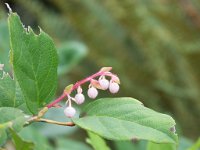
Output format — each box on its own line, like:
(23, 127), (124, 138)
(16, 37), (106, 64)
(109, 82), (119, 94)
(99, 78), (109, 90)
(64, 106), (76, 118)
(75, 93), (85, 104)
(87, 87), (98, 99)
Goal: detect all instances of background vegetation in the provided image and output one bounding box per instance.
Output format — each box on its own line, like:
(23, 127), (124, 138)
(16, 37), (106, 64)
(0, 0), (199, 149)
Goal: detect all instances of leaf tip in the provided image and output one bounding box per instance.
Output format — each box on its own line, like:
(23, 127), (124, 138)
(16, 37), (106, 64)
(27, 26), (34, 34)
(38, 26), (43, 33)
(5, 3), (12, 14)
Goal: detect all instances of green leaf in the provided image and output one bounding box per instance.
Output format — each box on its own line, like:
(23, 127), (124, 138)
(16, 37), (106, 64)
(57, 42), (87, 75)
(0, 107), (28, 146)
(8, 12), (58, 114)
(0, 18), (28, 113)
(10, 129), (34, 150)
(114, 141), (147, 150)
(147, 142), (176, 150)
(0, 18), (10, 72)
(56, 138), (92, 150)
(189, 138), (200, 150)
(73, 97), (178, 144)
(0, 72), (25, 108)
(19, 126), (53, 150)
(0, 129), (7, 146)
(86, 131), (111, 150)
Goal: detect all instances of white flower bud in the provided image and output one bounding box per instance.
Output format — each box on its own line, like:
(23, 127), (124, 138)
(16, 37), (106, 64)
(109, 82), (119, 94)
(87, 87), (98, 99)
(75, 93), (85, 104)
(64, 106), (76, 118)
(99, 78), (109, 90)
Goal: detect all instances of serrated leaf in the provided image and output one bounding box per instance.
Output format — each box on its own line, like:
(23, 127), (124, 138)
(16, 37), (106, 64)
(0, 19), (10, 72)
(0, 107), (28, 146)
(8, 13), (58, 114)
(0, 72), (25, 109)
(73, 97), (178, 144)
(86, 131), (110, 150)
(10, 129), (34, 150)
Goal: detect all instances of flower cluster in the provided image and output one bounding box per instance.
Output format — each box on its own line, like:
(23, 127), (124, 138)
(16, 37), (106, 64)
(63, 67), (120, 118)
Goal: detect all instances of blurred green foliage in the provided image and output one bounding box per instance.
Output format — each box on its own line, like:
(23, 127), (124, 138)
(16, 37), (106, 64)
(86, 131), (110, 150)
(56, 138), (92, 150)
(0, 18), (9, 73)
(188, 138), (200, 150)
(0, 0), (200, 149)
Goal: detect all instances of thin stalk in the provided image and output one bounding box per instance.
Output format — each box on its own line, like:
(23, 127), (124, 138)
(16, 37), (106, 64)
(32, 117), (75, 126)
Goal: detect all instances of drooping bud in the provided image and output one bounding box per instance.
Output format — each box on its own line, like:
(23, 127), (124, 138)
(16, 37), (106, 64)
(109, 82), (120, 94)
(87, 86), (98, 99)
(99, 78), (109, 90)
(64, 106), (76, 118)
(75, 93), (85, 104)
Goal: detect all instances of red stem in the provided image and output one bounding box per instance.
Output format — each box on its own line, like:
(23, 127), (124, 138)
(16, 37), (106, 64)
(47, 93), (67, 108)
(47, 71), (110, 108)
